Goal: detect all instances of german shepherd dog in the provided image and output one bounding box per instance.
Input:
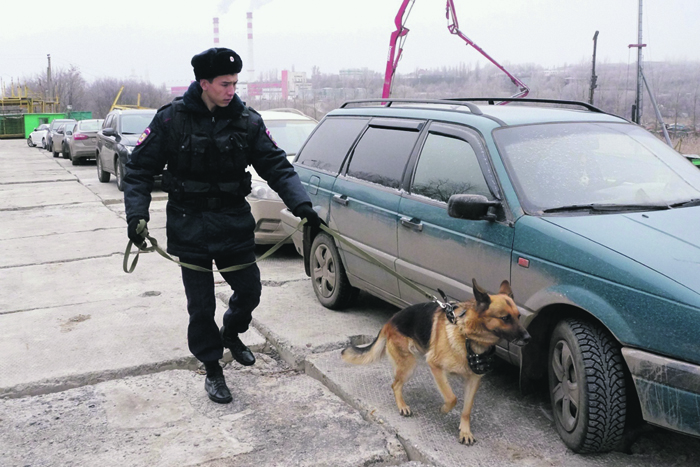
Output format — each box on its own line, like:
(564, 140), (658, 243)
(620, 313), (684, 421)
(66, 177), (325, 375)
(341, 279), (530, 445)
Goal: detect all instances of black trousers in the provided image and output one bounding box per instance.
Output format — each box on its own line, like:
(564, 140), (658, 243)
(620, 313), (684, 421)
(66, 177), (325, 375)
(180, 251), (261, 363)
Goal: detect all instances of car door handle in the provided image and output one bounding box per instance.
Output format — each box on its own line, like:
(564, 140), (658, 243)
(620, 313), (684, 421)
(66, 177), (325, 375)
(400, 217), (423, 232)
(332, 194), (349, 206)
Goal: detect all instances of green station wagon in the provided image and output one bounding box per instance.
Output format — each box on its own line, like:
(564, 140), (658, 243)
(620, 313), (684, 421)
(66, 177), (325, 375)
(280, 98), (700, 453)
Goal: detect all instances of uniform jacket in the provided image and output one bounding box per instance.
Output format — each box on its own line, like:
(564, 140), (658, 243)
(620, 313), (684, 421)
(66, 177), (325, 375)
(123, 81), (311, 259)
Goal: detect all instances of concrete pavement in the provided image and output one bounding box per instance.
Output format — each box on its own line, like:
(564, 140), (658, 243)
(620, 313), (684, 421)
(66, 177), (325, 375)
(1, 139), (699, 466)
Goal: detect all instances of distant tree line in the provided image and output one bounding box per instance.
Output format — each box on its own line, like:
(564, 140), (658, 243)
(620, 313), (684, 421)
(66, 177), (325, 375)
(5, 65), (172, 118)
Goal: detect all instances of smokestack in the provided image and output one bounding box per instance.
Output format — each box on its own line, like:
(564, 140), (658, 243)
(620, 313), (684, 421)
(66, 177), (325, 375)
(213, 17), (220, 45)
(247, 11), (254, 82)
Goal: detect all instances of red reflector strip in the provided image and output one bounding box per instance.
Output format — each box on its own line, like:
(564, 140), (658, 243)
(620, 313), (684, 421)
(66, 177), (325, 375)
(518, 257), (530, 268)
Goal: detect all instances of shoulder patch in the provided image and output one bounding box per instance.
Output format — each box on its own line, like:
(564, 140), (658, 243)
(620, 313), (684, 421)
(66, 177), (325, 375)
(265, 128), (278, 147)
(136, 127), (151, 146)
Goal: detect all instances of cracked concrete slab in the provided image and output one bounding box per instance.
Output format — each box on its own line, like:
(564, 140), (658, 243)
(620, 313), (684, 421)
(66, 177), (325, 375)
(0, 359), (405, 467)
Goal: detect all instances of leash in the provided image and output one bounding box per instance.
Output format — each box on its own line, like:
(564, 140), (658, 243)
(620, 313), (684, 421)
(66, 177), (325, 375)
(123, 218), (453, 315)
(123, 218), (307, 274)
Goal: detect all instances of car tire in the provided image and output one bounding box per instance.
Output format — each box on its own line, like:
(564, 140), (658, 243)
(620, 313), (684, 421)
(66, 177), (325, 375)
(52, 146), (60, 157)
(115, 156), (126, 192)
(71, 153), (80, 166)
(96, 153), (110, 183)
(41, 138), (46, 148)
(27, 137), (34, 147)
(62, 144), (70, 159)
(548, 318), (626, 453)
(309, 232), (358, 310)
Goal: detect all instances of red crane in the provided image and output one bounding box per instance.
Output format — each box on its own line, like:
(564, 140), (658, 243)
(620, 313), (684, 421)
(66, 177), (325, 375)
(382, 0), (529, 101)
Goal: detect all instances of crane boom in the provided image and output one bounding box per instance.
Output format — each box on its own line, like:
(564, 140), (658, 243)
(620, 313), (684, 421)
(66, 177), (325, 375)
(382, 0), (529, 100)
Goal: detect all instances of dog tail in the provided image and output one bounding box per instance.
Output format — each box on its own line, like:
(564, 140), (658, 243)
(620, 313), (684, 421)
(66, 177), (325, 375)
(341, 326), (387, 365)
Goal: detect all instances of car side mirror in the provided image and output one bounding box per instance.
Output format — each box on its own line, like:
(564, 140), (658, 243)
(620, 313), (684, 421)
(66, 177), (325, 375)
(57, 129), (64, 135)
(447, 194), (501, 221)
(102, 128), (117, 138)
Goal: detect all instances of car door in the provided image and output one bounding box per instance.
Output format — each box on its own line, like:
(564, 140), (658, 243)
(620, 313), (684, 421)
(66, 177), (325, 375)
(330, 118), (425, 305)
(396, 121), (513, 304)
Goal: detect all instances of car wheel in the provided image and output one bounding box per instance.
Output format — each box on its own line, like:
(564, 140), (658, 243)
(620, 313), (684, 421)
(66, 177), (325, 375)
(41, 138), (46, 148)
(548, 318), (626, 453)
(71, 152), (80, 166)
(62, 144), (70, 159)
(27, 137), (34, 147)
(309, 232), (358, 310)
(52, 146), (60, 157)
(115, 156), (125, 191)
(96, 153), (110, 183)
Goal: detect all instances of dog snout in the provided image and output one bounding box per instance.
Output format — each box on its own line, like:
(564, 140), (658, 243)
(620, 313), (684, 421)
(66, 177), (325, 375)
(512, 330), (531, 347)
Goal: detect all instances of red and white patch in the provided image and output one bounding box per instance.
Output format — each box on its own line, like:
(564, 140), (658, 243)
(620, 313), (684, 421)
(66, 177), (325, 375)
(265, 128), (278, 147)
(136, 127), (151, 146)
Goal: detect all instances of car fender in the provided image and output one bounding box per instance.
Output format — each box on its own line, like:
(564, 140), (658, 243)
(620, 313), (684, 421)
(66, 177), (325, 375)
(522, 283), (634, 343)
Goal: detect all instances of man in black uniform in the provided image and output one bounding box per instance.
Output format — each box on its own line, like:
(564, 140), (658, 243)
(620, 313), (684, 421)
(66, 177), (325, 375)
(123, 47), (319, 404)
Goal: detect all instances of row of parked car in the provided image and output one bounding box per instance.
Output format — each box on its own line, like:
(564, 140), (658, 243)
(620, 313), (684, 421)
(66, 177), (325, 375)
(28, 118), (104, 166)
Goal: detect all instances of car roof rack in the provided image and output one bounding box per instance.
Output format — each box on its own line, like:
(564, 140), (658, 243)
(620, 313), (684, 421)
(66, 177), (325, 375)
(444, 97), (606, 113)
(340, 98), (483, 116)
(341, 97), (607, 116)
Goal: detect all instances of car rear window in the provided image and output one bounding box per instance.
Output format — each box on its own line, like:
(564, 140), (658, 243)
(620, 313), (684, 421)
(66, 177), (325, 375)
(346, 126), (420, 189)
(296, 117), (368, 174)
(79, 121), (102, 131)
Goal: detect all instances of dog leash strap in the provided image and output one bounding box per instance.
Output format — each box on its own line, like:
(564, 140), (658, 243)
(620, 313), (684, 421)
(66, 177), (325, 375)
(123, 219), (307, 274)
(318, 224), (437, 302)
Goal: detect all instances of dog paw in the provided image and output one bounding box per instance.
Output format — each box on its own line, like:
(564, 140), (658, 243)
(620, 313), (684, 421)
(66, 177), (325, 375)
(398, 406), (412, 417)
(459, 431), (476, 446)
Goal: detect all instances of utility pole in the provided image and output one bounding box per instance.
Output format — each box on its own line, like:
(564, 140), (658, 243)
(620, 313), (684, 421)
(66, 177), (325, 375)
(46, 54), (52, 102)
(589, 31), (599, 105)
(630, 0), (645, 123)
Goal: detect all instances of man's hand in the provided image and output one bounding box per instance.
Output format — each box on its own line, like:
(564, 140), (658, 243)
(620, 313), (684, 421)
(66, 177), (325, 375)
(293, 203), (320, 228)
(127, 218), (148, 248)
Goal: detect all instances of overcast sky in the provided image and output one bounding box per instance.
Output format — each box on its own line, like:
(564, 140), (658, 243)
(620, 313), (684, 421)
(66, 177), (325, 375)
(2, 0), (698, 89)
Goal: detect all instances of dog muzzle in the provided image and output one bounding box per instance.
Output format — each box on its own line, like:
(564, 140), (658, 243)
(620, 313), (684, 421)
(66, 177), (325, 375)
(466, 339), (496, 375)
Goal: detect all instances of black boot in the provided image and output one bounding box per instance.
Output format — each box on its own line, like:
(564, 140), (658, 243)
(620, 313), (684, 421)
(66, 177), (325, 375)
(220, 326), (256, 366)
(203, 361), (232, 404)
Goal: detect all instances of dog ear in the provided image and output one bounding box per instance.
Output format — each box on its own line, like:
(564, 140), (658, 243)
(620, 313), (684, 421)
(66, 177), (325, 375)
(472, 278), (491, 312)
(499, 280), (514, 299)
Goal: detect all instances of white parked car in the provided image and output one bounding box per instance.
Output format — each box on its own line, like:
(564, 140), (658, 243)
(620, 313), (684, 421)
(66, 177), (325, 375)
(248, 109), (318, 244)
(27, 124), (50, 148)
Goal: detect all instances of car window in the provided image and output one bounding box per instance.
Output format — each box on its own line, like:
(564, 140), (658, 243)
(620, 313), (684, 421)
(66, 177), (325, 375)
(296, 117), (369, 174)
(103, 115), (114, 129)
(411, 133), (493, 202)
(264, 120), (317, 156)
(79, 121), (102, 131)
(346, 126), (419, 189)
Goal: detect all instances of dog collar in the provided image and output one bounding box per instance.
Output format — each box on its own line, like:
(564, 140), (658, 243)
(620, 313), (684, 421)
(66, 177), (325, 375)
(466, 339), (496, 375)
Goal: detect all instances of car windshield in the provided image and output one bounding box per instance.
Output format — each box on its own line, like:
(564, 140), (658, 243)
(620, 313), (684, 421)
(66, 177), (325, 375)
(121, 114), (155, 134)
(494, 121), (700, 214)
(265, 121), (317, 156)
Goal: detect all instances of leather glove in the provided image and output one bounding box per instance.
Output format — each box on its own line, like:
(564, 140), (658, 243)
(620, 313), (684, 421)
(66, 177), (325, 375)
(127, 218), (148, 248)
(293, 203), (320, 228)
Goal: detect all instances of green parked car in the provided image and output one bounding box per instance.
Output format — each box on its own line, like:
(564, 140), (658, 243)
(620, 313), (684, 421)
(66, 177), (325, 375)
(280, 98), (700, 453)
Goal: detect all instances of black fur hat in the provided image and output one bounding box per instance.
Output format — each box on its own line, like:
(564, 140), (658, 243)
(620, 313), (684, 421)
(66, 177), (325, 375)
(191, 48), (243, 81)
